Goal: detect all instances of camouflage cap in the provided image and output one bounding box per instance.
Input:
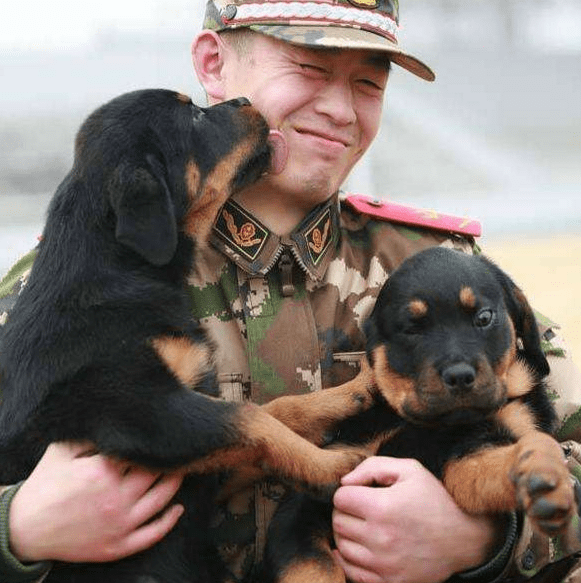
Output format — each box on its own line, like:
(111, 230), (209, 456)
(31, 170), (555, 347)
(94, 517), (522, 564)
(203, 0), (435, 82)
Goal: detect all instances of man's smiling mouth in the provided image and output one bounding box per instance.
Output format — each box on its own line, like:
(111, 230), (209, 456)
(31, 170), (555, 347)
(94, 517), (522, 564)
(294, 127), (352, 148)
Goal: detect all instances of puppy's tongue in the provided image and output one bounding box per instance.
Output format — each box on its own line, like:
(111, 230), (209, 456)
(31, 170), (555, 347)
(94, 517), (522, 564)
(267, 130), (288, 175)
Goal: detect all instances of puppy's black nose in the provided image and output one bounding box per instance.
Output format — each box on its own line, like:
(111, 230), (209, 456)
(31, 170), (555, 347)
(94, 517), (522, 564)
(442, 363), (476, 392)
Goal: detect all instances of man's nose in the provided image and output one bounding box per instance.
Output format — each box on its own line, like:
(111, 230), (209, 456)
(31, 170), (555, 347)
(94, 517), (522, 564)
(314, 79), (357, 126)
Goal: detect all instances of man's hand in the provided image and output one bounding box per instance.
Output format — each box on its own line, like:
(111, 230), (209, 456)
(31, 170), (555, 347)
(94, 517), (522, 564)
(332, 456), (497, 583)
(9, 442), (184, 563)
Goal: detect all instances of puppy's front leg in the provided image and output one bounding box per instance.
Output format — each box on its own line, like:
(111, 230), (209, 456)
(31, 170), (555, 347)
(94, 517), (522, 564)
(262, 365), (375, 445)
(184, 404), (370, 498)
(443, 402), (575, 536)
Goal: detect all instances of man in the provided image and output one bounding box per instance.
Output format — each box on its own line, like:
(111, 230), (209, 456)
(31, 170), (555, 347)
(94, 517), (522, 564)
(1, 1), (581, 582)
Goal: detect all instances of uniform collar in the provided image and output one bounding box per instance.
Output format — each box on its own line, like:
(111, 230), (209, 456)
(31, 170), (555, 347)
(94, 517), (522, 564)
(211, 195), (340, 280)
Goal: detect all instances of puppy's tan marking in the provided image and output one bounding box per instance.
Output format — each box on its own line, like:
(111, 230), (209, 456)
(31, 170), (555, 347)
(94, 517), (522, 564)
(279, 540), (345, 583)
(152, 336), (211, 389)
(176, 92), (192, 104)
(184, 160), (201, 210)
(496, 400), (538, 438)
(505, 360), (536, 399)
(444, 444), (519, 514)
(184, 130), (265, 246)
(494, 321), (517, 381)
(408, 299), (428, 318)
(459, 286), (476, 310)
(372, 345), (417, 416)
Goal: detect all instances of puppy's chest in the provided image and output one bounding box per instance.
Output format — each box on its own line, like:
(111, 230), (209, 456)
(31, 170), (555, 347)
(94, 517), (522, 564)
(378, 417), (515, 478)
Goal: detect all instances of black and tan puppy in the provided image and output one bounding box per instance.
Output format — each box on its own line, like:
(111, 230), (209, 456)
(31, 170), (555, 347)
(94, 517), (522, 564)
(0, 89), (370, 583)
(263, 247), (576, 583)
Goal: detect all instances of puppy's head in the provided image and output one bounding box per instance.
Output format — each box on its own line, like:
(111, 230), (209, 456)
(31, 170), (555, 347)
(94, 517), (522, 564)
(365, 247), (549, 425)
(74, 89), (271, 266)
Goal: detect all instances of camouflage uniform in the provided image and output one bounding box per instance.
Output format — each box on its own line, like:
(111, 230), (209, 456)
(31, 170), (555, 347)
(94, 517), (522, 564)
(2, 193), (581, 583)
(197, 194), (479, 579)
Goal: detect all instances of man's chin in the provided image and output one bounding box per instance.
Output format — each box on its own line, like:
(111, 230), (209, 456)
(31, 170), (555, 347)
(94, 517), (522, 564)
(292, 177), (338, 208)
(264, 167), (337, 204)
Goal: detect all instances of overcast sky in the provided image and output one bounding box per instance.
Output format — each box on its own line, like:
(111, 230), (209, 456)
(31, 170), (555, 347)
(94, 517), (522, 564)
(3, 0), (581, 53)
(0, 0), (205, 51)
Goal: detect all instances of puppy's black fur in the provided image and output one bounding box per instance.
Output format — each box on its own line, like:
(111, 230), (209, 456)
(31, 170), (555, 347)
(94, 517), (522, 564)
(0, 89), (366, 583)
(262, 247), (576, 583)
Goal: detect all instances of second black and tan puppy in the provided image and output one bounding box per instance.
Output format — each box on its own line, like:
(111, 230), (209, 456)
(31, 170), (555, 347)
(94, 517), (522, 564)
(0, 89), (370, 583)
(262, 247), (576, 583)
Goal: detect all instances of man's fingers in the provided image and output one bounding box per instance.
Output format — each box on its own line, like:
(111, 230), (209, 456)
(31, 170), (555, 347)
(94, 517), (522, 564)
(332, 548), (382, 583)
(333, 484), (392, 518)
(340, 456), (400, 486)
(334, 533), (374, 566)
(340, 456), (424, 486)
(332, 504), (367, 537)
(113, 503), (185, 561)
(129, 472), (184, 527)
(120, 465), (166, 498)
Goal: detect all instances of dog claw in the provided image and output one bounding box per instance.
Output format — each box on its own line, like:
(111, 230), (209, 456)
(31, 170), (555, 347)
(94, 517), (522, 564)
(514, 461), (576, 536)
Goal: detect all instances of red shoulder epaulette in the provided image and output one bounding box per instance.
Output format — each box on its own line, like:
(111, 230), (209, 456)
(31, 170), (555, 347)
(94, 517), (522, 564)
(344, 194), (482, 238)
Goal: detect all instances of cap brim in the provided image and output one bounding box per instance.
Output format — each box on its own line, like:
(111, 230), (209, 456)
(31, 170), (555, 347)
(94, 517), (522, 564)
(250, 24), (435, 82)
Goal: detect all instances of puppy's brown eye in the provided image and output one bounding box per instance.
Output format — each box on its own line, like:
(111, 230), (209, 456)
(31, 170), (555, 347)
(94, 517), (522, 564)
(474, 308), (494, 328)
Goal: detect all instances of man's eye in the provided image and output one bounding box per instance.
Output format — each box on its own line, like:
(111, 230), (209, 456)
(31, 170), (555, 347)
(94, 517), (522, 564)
(360, 78), (383, 90)
(299, 63), (327, 77)
(355, 76), (387, 97)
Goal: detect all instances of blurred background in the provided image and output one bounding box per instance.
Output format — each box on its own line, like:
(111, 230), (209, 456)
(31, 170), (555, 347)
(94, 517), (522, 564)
(0, 0), (580, 357)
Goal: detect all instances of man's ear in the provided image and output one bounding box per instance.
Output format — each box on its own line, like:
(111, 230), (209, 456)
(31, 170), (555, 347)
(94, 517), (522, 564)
(191, 31), (229, 103)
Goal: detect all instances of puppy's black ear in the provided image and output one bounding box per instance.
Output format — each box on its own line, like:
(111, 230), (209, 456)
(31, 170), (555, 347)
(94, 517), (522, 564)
(480, 256), (550, 377)
(109, 157), (177, 266)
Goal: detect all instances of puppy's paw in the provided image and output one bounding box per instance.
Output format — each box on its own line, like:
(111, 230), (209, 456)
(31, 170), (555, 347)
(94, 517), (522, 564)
(304, 446), (370, 501)
(332, 446), (369, 478)
(512, 449), (576, 535)
(350, 387), (376, 412)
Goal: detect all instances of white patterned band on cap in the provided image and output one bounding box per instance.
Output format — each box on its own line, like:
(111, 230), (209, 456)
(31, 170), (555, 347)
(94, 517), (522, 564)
(221, 1), (399, 42)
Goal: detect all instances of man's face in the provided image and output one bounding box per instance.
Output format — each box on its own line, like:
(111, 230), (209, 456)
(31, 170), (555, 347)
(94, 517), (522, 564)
(219, 33), (389, 209)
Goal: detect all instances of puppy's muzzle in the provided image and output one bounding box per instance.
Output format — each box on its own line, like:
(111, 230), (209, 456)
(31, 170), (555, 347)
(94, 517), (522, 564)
(441, 362), (477, 394)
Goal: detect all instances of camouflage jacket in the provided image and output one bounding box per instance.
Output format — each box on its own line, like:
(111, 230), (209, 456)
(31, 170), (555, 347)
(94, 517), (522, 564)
(1, 193), (581, 583)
